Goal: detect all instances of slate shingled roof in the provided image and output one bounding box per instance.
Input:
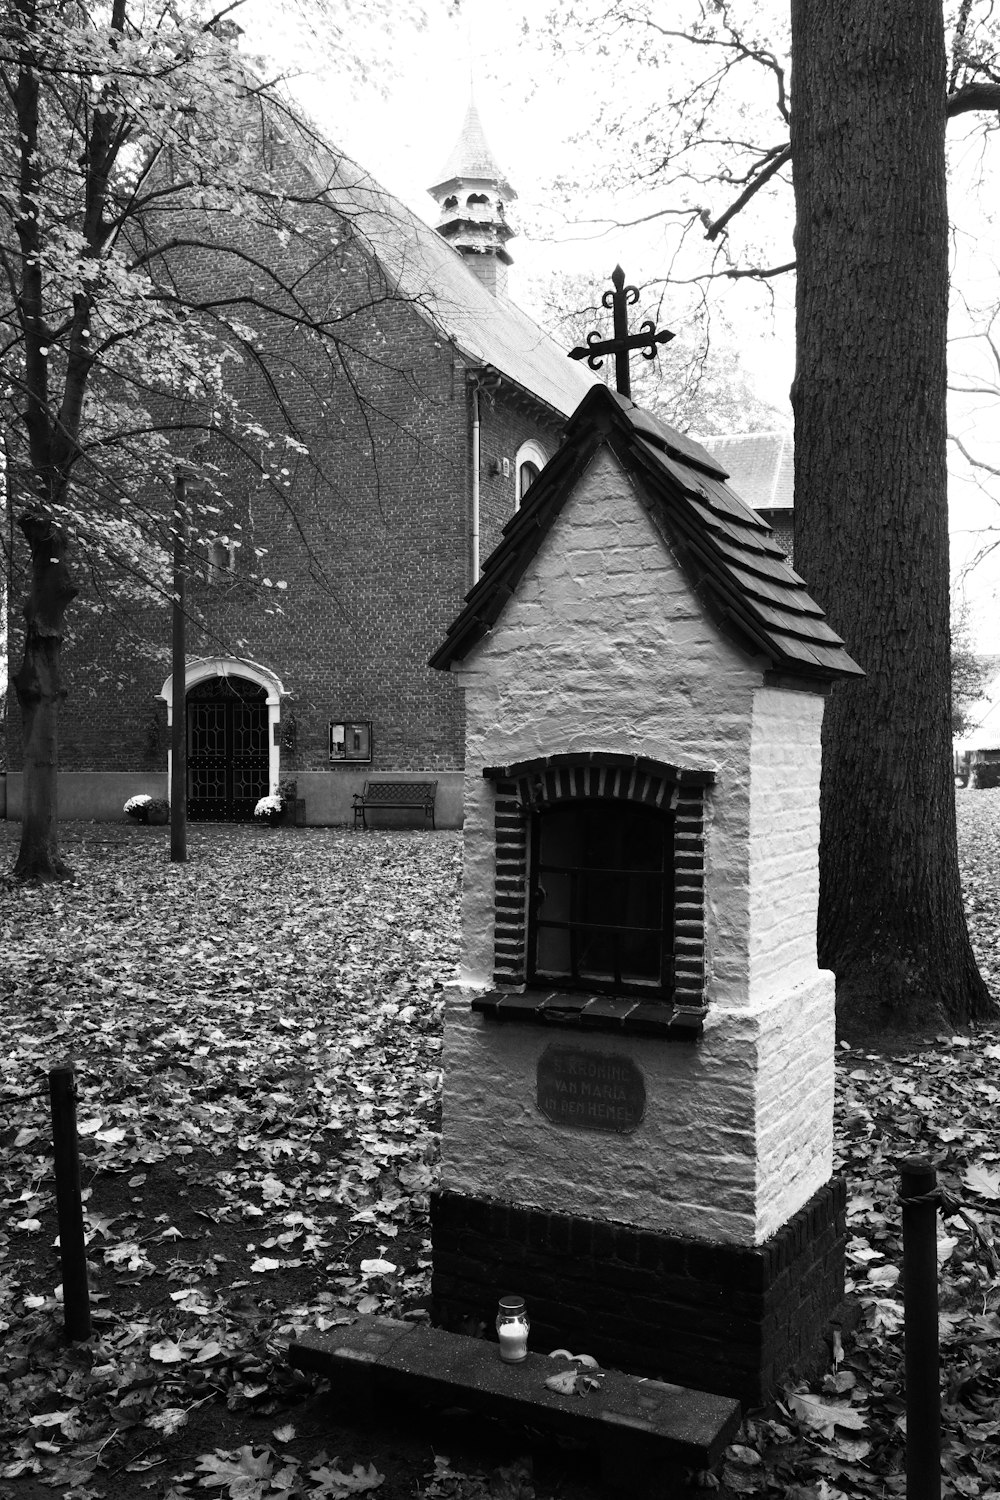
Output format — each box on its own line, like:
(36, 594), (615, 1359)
(430, 98), (516, 199)
(297, 135), (594, 420)
(708, 431), (794, 512)
(430, 385), (863, 681)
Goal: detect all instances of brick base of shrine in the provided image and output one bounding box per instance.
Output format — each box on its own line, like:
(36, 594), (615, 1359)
(430, 1177), (848, 1406)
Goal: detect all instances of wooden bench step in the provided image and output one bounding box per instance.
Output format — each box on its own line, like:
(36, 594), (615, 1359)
(352, 781), (437, 828)
(289, 1315), (741, 1489)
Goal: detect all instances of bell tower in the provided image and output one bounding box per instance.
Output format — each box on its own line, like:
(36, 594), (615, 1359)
(428, 98), (516, 298)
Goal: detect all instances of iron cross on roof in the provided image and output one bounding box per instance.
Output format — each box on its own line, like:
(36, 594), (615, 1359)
(568, 265), (675, 400)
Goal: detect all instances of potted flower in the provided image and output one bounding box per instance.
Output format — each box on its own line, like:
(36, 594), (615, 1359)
(254, 792), (285, 826)
(124, 794), (153, 823)
(125, 794), (170, 825)
(278, 777), (299, 826)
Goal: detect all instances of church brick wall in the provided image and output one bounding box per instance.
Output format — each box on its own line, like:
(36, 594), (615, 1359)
(477, 394), (564, 563)
(5, 242), (475, 789)
(3, 117), (584, 821)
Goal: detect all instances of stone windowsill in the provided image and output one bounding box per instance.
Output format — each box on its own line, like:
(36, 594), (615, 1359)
(470, 988), (705, 1039)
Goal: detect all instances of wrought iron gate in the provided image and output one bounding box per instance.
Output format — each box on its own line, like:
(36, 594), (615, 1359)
(186, 677), (269, 822)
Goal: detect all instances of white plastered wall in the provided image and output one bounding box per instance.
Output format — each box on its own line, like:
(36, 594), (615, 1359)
(748, 686), (836, 1240)
(440, 446), (836, 1246)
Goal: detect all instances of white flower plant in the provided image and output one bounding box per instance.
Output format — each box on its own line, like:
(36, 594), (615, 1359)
(253, 794), (284, 818)
(123, 794), (152, 817)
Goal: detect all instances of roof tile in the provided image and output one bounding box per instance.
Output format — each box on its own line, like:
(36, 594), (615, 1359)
(297, 130), (594, 419)
(430, 386), (862, 681)
(707, 431), (794, 511)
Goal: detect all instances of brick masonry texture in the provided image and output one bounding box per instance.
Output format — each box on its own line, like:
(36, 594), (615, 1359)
(748, 686), (826, 1001)
(438, 969), (834, 1246)
(449, 448), (764, 1002)
(484, 756), (709, 1009)
(430, 1176), (847, 1406)
(438, 447), (837, 1244)
(4, 185), (566, 810)
(756, 510), (794, 563)
(478, 398), (563, 564)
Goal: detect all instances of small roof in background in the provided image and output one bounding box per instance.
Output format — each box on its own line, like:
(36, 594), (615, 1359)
(707, 431), (794, 512)
(431, 386), (862, 682)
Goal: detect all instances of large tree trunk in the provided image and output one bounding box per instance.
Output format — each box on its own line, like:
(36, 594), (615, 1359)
(789, 0), (993, 1035)
(12, 512), (78, 881)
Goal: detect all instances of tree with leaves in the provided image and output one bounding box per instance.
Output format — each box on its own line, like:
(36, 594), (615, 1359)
(538, 0), (1000, 1031)
(951, 601), (994, 738)
(0, 0), (431, 880)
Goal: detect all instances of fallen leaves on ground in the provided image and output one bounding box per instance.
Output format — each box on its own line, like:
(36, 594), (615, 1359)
(4, 799), (1000, 1499)
(0, 825), (459, 1497)
(720, 792), (1000, 1499)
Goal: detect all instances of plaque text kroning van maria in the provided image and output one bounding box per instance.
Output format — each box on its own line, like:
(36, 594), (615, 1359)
(536, 1045), (646, 1134)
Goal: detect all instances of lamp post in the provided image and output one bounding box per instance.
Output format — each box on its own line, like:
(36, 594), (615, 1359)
(170, 473), (188, 863)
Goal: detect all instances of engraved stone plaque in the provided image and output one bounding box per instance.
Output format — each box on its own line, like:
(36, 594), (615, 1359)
(536, 1044), (646, 1134)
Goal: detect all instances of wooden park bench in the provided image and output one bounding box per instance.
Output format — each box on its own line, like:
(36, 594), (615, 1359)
(289, 1315), (741, 1494)
(352, 780), (438, 830)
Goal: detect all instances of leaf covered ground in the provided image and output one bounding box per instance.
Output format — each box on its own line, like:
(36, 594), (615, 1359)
(1, 801), (1000, 1499)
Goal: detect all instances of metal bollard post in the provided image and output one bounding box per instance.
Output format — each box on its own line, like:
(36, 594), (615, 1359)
(48, 1063), (92, 1341)
(900, 1154), (940, 1500)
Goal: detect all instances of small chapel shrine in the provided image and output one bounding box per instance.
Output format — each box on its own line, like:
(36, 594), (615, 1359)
(429, 367), (863, 1404)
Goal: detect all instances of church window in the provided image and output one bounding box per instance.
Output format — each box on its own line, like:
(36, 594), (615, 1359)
(444, 195), (458, 210)
(467, 192), (489, 206)
(206, 537), (237, 582)
(519, 460), (540, 499)
(514, 440), (547, 509)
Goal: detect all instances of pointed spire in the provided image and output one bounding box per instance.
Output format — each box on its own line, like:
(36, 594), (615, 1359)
(428, 95), (517, 298)
(431, 98), (515, 200)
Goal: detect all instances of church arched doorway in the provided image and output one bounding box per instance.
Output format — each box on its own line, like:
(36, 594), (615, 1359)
(186, 675), (269, 822)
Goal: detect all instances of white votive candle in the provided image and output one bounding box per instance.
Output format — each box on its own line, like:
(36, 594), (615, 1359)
(498, 1321), (528, 1362)
(496, 1294), (530, 1362)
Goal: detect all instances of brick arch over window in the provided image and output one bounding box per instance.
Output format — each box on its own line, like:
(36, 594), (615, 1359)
(482, 753), (714, 1028)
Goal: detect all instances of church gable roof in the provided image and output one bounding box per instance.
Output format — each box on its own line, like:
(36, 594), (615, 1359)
(430, 385), (863, 681)
(296, 135), (591, 419)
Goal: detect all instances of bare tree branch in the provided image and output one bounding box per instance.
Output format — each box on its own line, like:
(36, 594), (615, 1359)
(704, 143), (792, 241)
(947, 80), (1000, 115)
(950, 431), (1000, 480)
(724, 260), (796, 280)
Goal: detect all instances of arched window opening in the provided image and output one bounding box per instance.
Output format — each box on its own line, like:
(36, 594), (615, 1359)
(444, 194), (458, 210)
(514, 440), (548, 510)
(467, 192), (489, 206)
(207, 537), (237, 581)
(485, 754), (712, 1014)
(529, 799), (674, 996)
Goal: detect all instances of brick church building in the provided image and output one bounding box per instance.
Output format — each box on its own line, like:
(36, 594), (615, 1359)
(4, 100), (595, 828)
